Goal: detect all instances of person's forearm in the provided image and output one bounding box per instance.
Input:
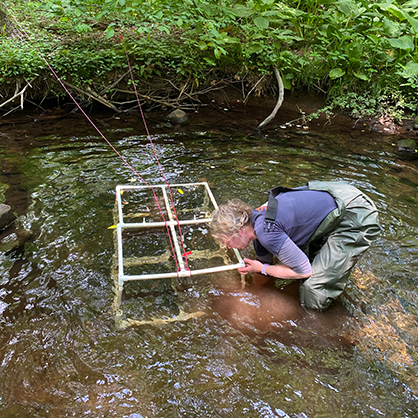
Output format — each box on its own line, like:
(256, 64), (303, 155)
(261, 263), (311, 280)
(239, 258), (312, 280)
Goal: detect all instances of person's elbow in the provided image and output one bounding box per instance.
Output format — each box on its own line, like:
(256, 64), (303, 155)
(299, 269), (312, 279)
(292, 266), (312, 280)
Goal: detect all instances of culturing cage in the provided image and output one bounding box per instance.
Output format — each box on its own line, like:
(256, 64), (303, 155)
(112, 182), (245, 328)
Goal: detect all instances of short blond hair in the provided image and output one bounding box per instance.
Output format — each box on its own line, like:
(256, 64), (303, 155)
(210, 199), (253, 241)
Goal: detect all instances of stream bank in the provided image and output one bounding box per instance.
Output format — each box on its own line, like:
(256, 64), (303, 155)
(2, 88), (418, 139)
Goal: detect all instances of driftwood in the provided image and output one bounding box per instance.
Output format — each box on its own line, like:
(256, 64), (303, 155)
(256, 66), (284, 130)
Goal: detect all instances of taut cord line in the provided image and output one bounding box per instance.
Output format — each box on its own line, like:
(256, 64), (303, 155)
(6, 6), (186, 274)
(125, 52), (190, 271)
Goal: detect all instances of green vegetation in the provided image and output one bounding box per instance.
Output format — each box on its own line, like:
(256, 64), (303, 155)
(1, 0), (418, 121)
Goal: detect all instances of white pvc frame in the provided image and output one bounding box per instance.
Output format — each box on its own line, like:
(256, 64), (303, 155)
(114, 182), (245, 311)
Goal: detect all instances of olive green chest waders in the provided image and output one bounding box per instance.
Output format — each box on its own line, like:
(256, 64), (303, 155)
(297, 181), (380, 310)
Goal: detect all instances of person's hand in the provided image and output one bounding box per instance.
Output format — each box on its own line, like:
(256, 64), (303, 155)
(238, 258), (263, 275)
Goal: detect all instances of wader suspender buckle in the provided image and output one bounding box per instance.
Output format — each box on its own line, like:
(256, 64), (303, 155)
(263, 186), (293, 232)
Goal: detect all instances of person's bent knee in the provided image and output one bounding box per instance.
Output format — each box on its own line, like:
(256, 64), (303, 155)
(299, 282), (335, 311)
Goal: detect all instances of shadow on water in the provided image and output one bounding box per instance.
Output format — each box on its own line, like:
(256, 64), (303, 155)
(209, 277), (355, 368)
(0, 104), (418, 416)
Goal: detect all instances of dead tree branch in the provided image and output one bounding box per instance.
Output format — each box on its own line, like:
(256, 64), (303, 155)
(244, 74), (266, 104)
(62, 80), (120, 111)
(98, 70), (131, 97)
(111, 89), (182, 109)
(256, 66), (284, 130)
(164, 78), (200, 103)
(0, 77), (36, 110)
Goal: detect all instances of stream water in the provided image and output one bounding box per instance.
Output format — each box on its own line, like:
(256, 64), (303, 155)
(0, 104), (417, 417)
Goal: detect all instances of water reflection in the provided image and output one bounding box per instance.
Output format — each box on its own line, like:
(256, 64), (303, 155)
(0, 114), (417, 416)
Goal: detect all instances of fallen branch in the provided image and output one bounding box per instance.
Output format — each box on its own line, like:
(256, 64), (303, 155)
(0, 77), (36, 110)
(256, 66), (284, 130)
(244, 74), (266, 104)
(165, 78), (200, 103)
(112, 88), (184, 109)
(62, 80), (120, 111)
(192, 81), (234, 96)
(0, 105), (20, 120)
(112, 78), (235, 110)
(98, 70), (130, 97)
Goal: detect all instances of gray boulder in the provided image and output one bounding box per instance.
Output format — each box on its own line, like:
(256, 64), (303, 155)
(0, 204), (16, 230)
(397, 139), (418, 160)
(165, 109), (189, 125)
(397, 139), (417, 152)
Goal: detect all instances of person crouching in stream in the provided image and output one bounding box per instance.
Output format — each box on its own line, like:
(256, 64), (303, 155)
(210, 181), (381, 311)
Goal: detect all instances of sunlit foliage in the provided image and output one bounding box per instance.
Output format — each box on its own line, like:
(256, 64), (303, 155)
(1, 0), (418, 120)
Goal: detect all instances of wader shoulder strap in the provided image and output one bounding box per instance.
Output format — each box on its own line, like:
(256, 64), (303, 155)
(264, 186), (293, 232)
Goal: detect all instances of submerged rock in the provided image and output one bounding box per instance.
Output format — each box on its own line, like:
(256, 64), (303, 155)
(0, 204), (16, 230)
(397, 139), (417, 152)
(0, 229), (33, 253)
(165, 109), (189, 125)
(395, 139), (418, 160)
(342, 269), (418, 395)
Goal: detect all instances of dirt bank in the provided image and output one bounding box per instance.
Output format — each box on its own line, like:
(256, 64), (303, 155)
(1, 88), (418, 146)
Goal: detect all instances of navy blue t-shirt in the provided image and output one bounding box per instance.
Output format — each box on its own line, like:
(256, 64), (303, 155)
(252, 190), (337, 258)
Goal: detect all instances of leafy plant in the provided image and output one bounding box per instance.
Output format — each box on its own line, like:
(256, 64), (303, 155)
(1, 0), (418, 121)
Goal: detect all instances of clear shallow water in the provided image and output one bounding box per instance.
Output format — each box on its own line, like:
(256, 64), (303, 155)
(0, 112), (417, 417)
